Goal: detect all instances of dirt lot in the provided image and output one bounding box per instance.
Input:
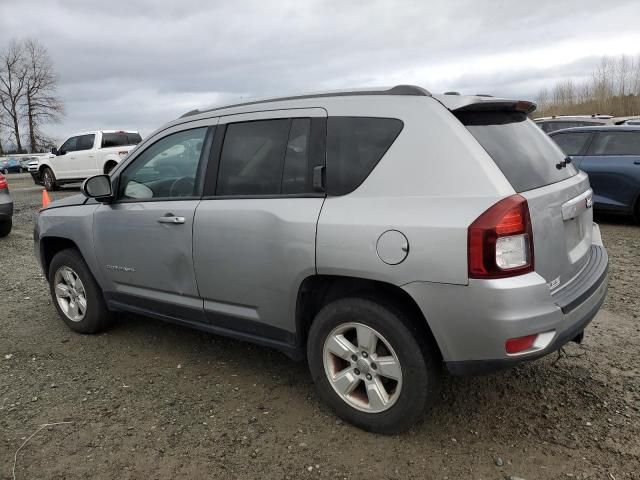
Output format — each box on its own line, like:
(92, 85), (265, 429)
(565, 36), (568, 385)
(1, 173), (639, 479)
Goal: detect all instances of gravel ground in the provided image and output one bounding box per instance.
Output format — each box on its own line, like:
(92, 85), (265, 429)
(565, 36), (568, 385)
(1, 173), (639, 479)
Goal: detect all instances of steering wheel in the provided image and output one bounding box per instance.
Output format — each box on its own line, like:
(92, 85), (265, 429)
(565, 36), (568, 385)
(168, 176), (195, 197)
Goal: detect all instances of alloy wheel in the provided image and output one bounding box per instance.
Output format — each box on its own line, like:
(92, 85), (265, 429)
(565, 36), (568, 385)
(323, 322), (403, 413)
(54, 266), (87, 322)
(44, 170), (53, 189)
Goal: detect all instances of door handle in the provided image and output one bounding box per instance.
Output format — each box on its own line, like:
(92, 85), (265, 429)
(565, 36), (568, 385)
(157, 215), (185, 224)
(634, 160), (640, 165)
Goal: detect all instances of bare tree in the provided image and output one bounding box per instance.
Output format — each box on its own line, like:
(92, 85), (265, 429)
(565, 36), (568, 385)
(534, 55), (640, 118)
(0, 40), (27, 152)
(23, 39), (63, 152)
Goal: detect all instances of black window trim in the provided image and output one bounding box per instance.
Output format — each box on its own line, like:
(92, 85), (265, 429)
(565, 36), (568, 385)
(201, 116), (327, 199)
(112, 125), (215, 204)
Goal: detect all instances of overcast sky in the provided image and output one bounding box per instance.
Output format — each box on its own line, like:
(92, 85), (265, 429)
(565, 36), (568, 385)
(2, 0), (640, 144)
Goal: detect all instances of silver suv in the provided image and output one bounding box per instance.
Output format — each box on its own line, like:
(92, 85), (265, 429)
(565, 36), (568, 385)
(35, 85), (608, 433)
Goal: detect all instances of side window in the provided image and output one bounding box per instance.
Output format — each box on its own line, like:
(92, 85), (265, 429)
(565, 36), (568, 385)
(60, 136), (78, 153)
(76, 134), (95, 151)
(102, 132), (143, 148)
(282, 118), (311, 194)
(551, 132), (592, 156)
(326, 117), (404, 195)
(217, 119), (290, 195)
(118, 127), (208, 200)
(588, 132), (640, 156)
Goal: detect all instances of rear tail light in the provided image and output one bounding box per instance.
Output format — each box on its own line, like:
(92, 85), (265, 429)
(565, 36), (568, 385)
(468, 194), (534, 279)
(0, 175), (7, 190)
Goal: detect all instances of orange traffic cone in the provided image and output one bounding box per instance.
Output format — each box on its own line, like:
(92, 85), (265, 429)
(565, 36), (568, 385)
(42, 189), (51, 208)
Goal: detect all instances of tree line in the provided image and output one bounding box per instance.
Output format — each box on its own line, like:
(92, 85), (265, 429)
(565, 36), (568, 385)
(535, 55), (640, 118)
(0, 39), (63, 155)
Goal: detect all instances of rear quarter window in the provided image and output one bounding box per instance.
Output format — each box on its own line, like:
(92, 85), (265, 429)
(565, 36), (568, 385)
(588, 131), (640, 155)
(102, 132), (143, 148)
(457, 111), (577, 192)
(326, 117), (403, 195)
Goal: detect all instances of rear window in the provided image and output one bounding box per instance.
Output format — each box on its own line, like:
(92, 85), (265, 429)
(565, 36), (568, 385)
(457, 111), (577, 192)
(588, 131), (640, 155)
(537, 120), (604, 133)
(551, 131), (593, 156)
(326, 117), (403, 195)
(102, 132), (142, 148)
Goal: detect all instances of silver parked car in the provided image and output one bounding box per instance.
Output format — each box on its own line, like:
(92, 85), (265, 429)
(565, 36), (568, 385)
(34, 86), (608, 433)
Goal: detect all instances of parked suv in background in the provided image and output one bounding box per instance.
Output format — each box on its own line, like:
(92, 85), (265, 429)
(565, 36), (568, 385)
(535, 114), (613, 133)
(550, 125), (640, 222)
(35, 130), (142, 190)
(34, 86), (608, 433)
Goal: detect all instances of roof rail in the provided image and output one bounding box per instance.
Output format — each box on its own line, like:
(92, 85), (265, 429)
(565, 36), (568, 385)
(180, 85), (431, 118)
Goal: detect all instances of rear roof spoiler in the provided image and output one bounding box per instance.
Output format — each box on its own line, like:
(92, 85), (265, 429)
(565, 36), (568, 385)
(433, 94), (537, 114)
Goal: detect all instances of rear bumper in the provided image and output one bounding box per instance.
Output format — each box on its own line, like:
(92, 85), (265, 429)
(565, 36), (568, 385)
(403, 228), (608, 375)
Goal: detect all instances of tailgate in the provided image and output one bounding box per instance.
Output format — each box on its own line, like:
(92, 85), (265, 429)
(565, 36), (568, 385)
(450, 99), (595, 288)
(521, 171), (594, 287)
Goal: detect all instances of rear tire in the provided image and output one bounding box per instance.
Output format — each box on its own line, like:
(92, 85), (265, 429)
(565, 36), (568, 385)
(48, 248), (112, 333)
(42, 167), (59, 191)
(307, 297), (441, 434)
(0, 219), (11, 237)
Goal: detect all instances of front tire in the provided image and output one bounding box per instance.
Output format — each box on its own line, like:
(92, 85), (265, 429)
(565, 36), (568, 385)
(0, 219), (11, 237)
(307, 297), (441, 434)
(48, 248), (112, 333)
(42, 167), (59, 191)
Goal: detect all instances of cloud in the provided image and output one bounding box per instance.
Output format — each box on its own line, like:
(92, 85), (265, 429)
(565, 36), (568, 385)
(1, 0), (639, 143)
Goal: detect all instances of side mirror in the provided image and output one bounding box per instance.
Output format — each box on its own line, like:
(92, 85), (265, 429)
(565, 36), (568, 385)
(81, 174), (113, 201)
(51, 147), (58, 155)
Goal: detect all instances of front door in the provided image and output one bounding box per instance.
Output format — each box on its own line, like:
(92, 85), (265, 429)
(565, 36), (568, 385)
(93, 124), (213, 322)
(55, 135), (79, 179)
(193, 109), (327, 343)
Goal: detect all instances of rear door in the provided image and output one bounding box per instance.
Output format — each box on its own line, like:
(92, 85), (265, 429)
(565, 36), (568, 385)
(193, 109), (326, 342)
(579, 130), (640, 213)
(456, 109), (593, 289)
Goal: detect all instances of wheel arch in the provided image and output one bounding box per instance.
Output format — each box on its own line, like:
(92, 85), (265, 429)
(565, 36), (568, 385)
(38, 161), (53, 174)
(295, 275), (442, 359)
(40, 236), (81, 279)
(102, 156), (119, 173)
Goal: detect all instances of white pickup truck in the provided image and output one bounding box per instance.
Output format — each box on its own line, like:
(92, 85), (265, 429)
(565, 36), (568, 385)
(34, 130), (142, 190)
